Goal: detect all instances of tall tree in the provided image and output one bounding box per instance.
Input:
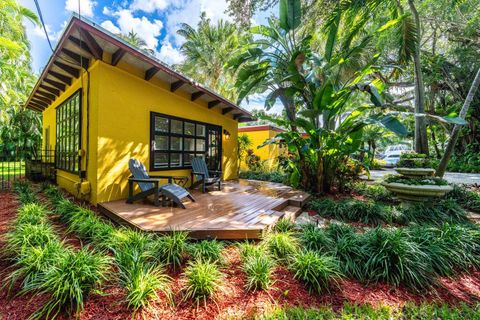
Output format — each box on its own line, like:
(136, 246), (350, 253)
(0, 0), (41, 152)
(436, 68), (480, 177)
(118, 31), (154, 55)
(176, 13), (248, 101)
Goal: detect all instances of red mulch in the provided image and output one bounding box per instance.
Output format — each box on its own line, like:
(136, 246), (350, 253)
(2, 190), (480, 320)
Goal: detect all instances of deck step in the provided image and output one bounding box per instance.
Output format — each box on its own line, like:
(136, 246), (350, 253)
(288, 191), (311, 207)
(279, 205), (303, 221)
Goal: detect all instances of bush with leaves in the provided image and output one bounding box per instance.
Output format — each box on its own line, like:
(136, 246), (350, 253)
(347, 182), (394, 203)
(154, 231), (189, 269)
(184, 259), (223, 305)
(242, 254), (275, 291)
(262, 231), (299, 260)
(291, 250), (342, 293)
(363, 227), (433, 291)
(187, 239), (224, 264)
(445, 185), (480, 213)
(298, 224), (334, 253)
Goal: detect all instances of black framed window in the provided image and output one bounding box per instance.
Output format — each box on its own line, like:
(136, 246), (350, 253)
(150, 112), (220, 170)
(56, 90), (81, 172)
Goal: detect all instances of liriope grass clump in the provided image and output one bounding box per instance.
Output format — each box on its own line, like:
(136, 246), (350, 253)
(13, 180), (39, 204)
(363, 227), (433, 291)
(325, 222), (367, 281)
(7, 183), (111, 318)
(184, 259), (223, 306)
(262, 231), (299, 260)
(291, 250), (342, 293)
(298, 224), (334, 253)
(398, 199), (468, 225)
(274, 218), (297, 233)
(154, 231), (189, 269)
(348, 181), (395, 203)
(187, 239), (224, 264)
(238, 242), (275, 291)
(43, 185), (172, 310)
(32, 247), (111, 318)
(445, 185), (480, 212)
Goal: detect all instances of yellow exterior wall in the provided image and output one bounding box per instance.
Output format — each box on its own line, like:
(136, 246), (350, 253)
(42, 60), (238, 205)
(94, 61), (238, 204)
(239, 128), (286, 171)
(41, 61), (100, 199)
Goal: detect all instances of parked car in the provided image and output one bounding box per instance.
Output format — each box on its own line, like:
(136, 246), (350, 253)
(384, 153), (401, 167)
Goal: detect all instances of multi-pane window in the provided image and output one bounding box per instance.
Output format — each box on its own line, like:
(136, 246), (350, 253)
(56, 91), (81, 172)
(150, 112), (213, 170)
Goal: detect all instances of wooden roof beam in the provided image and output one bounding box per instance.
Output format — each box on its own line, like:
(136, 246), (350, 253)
(222, 107), (233, 115)
(78, 28), (103, 60)
(36, 90), (56, 101)
(31, 98), (48, 108)
(238, 117), (252, 122)
(170, 80), (185, 92)
(145, 67), (159, 81)
(191, 91), (205, 101)
(39, 84), (60, 97)
(43, 78), (65, 91)
(233, 113), (243, 120)
(28, 103), (44, 111)
(61, 48), (89, 70)
(33, 95), (52, 105)
(48, 70), (72, 86)
(68, 36), (93, 55)
(208, 100), (221, 109)
(53, 61), (80, 78)
(111, 48), (126, 66)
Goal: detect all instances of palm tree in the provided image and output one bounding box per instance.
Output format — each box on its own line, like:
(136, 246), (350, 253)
(176, 12), (248, 101)
(118, 30), (154, 55)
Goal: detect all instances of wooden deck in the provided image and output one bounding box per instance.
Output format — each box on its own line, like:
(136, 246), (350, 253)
(98, 180), (310, 239)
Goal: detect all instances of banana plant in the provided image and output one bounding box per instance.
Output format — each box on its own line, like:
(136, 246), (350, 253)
(230, 0), (407, 192)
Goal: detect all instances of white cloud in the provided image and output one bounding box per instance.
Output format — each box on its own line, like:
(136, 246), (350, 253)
(130, 0), (171, 13)
(156, 40), (184, 65)
(100, 20), (120, 34)
(165, 0), (231, 46)
(102, 6), (113, 16)
(33, 22), (65, 42)
(65, 0), (96, 18)
(114, 9), (163, 49)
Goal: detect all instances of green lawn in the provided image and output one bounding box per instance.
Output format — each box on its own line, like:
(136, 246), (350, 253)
(0, 161), (25, 179)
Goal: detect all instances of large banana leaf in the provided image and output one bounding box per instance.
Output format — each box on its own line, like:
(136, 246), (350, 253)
(279, 0), (301, 32)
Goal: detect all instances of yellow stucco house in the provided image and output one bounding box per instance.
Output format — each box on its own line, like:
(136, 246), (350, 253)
(238, 125), (286, 171)
(25, 16), (253, 205)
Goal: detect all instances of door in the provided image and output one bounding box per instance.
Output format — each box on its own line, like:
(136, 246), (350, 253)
(206, 125), (222, 171)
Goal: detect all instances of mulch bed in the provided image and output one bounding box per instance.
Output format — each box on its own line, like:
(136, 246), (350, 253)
(1, 190), (480, 320)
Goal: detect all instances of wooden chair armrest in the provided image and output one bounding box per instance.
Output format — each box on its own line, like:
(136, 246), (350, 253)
(148, 175), (173, 183)
(128, 177), (162, 184)
(192, 171), (206, 178)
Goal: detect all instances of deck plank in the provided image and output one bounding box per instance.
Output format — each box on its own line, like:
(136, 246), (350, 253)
(98, 180), (308, 239)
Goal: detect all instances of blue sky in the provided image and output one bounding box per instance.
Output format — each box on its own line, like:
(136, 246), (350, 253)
(19, 0), (278, 112)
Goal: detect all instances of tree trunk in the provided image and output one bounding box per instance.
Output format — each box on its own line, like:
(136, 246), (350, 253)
(408, 0), (429, 155)
(431, 130), (441, 159)
(436, 68), (480, 177)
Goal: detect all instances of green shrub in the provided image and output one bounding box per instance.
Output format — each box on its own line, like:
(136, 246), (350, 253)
(187, 240), (224, 264)
(298, 224), (334, 253)
(6, 240), (65, 292)
(117, 250), (171, 310)
(238, 241), (265, 262)
(274, 218), (296, 233)
(348, 182), (394, 203)
(242, 254), (275, 291)
(184, 259), (223, 305)
(5, 223), (57, 254)
(384, 174), (448, 186)
(14, 180), (38, 204)
(363, 227), (433, 291)
(291, 251), (342, 293)
(325, 223), (366, 280)
(408, 224), (478, 276)
(309, 198), (389, 225)
(31, 247), (111, 318)
(446, 185), (480, 212)
(155, 231), (189, 269)
(14, 203), (48, 226)
(67, 207), (115, 244)
(398, 199), (468, 225)
(263, 231), (299, 260)
(239, 170), (288, 184)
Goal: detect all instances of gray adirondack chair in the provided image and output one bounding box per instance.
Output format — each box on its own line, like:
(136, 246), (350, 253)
(127, 159), (195, 208)
(190, 157), (221, 193)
